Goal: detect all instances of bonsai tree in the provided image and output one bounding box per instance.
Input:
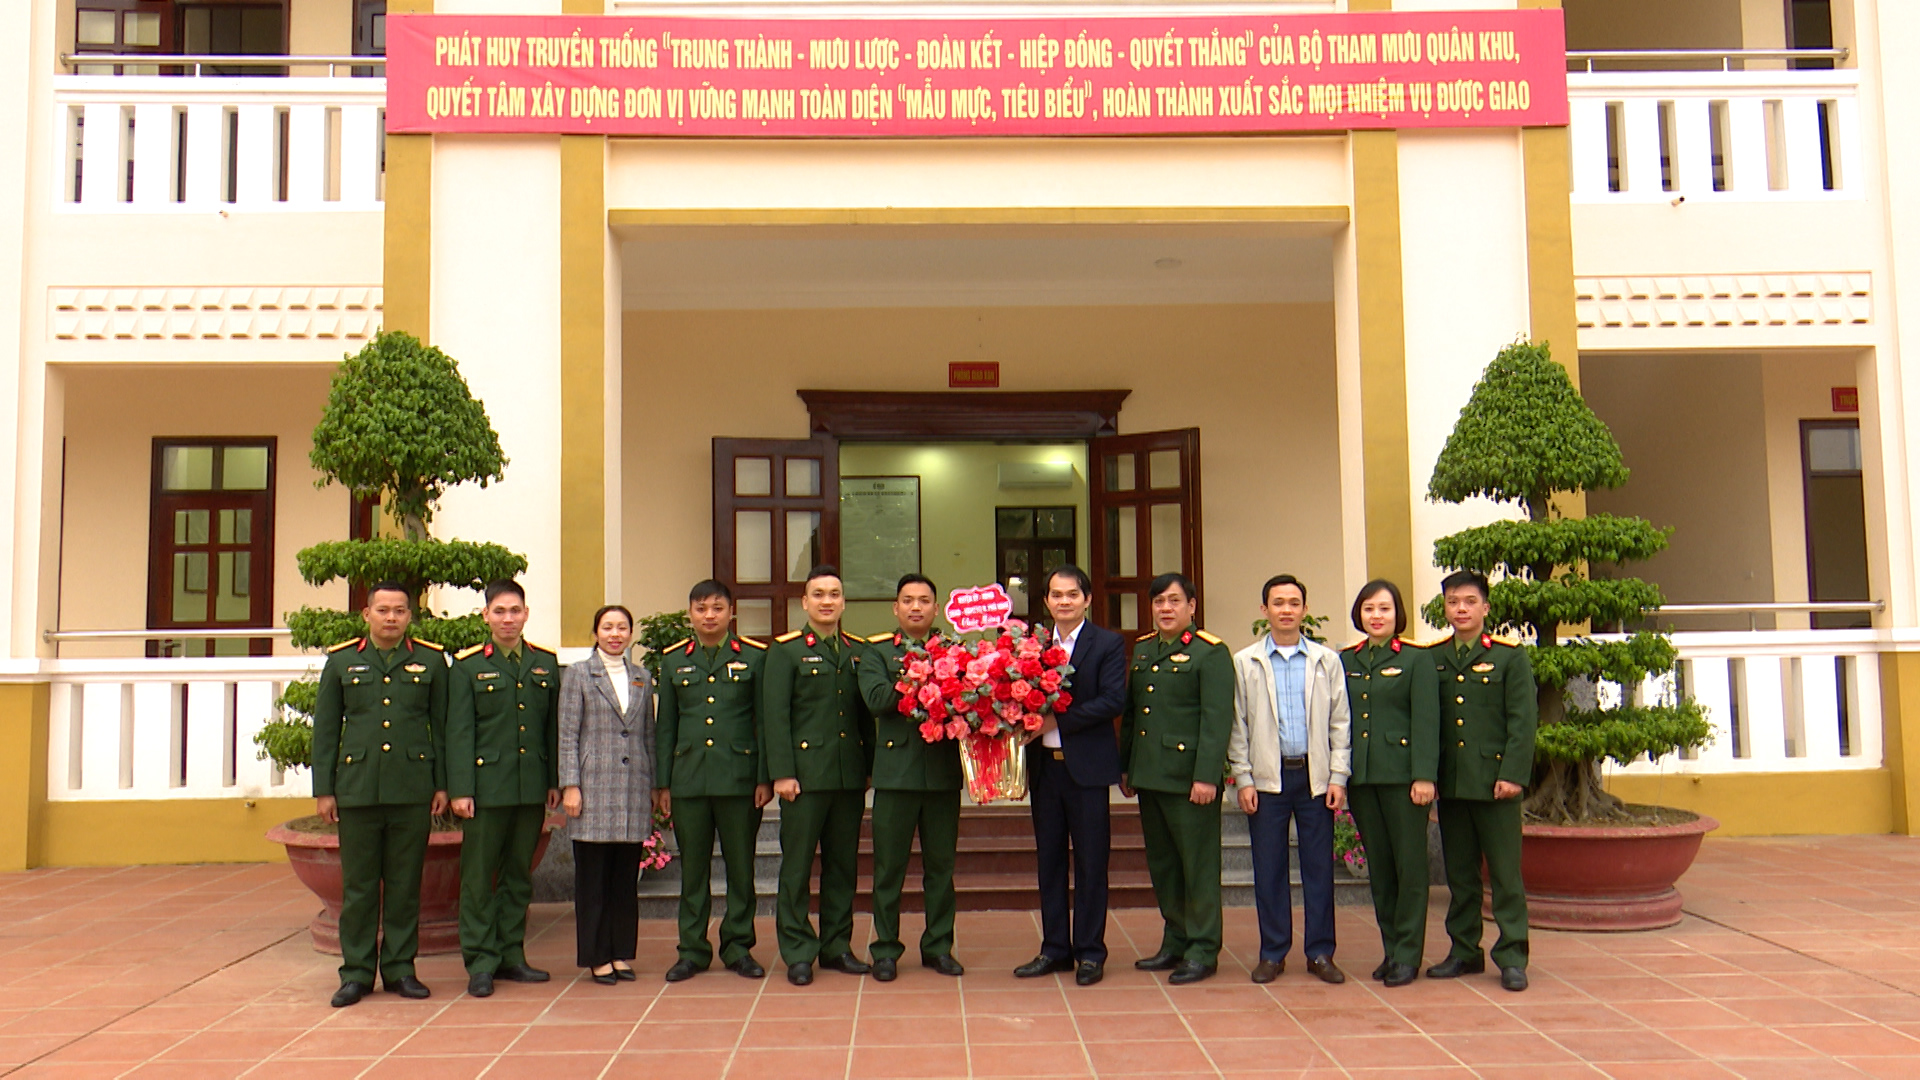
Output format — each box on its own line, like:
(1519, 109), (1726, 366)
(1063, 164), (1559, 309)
(285, 331), (526, 651)
(1425, 341), (1711, 824)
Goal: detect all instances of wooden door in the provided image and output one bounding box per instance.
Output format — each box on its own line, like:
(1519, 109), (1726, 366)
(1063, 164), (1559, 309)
(1088, 429), (1202, 633)
(146, 439), (276, 656)
(712, 437), (839, 638)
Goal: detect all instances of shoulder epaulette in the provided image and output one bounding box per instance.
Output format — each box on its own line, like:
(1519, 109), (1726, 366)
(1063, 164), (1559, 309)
(523, 640), (555, 655)
(661, 638), (691, 654)
(454, 643), (486, 660)
(1417, 636), (1452, 649)
(868, 632), (895, 643)
(412, 638), (445, 651)
(1194, 630), (1225, 646)
(1345, 640), (1366, 652)
(1491, 635), (1522, 647)
(327, 637), (362, 653)
(775, 629), (804, 643)
(1136, 631), (1157, 642)
(1397, 636), (1422, 648)
(737, 635), (768, 650)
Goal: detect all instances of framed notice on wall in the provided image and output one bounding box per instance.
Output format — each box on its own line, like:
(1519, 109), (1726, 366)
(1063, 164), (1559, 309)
(840, 476), (920, 601)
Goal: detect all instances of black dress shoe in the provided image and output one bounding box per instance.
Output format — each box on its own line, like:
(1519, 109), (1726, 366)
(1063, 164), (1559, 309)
(467, 972), (494, 998)
(498, 963), (550, 983)
(1425, 956), (1486, 979)
(1382, 961), (1419, 988)
(1306, 957), (1347, 985)
(818, 952), (871, 975)
(387, 975), (431, 999)
(591, 969), (618, 985)
(1014, 955), (1073, 978)
(872, 957), (898, 982)
(1168, 960), (1216, 985)
(1371, 959), (1392, 982)
(613, 965), (636, 982)
(922, 954), (964, 977)
(1134, 951), (1180, 972)
(330, 982), (371, 1008)
(1075, 961), (1103, 987)
(728, 955), (766, 979)
(1500, 966), (1529, 992)
(787, 962), (813, 986)
(664, 959), (701, 983)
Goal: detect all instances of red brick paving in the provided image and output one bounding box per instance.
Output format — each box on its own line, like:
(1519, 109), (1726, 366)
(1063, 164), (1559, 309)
(0, 836), (1917, 1078)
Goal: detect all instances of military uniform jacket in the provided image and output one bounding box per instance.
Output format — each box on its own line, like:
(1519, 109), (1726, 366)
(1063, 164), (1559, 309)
(1120, 626), (1235, 794)
(655, 634), (769, 797)
(1342, 638), (1440, 786)
(312, 637), (448, 807)
(1432, 634), (1538, 800)
(762, 627), (874, 792)
(859, 632), (963, 792)
(447, 641), (561, 806)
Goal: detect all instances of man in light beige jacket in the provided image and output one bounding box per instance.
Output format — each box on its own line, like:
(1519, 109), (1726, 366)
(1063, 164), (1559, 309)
(1228, 574), (1353, 984)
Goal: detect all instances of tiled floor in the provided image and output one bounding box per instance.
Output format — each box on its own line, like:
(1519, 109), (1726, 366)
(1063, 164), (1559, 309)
(2, 836), (1919, 1079)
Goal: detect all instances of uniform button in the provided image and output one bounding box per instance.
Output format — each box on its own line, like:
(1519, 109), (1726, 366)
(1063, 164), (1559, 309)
(519, 703), (527, 710)
(1457, 674), (1465, 682)
(382, 697), (390, 706)
(1456, 696), (1465, 705)
(1361, 693), (1368, 700)
(383, 676), (391, 684)
(382, 720), (390, 728)
(886, 741), (895, 748)
(621, 756), (629, 764)
(1362, 712), (1369, 720)
(840, 732), (847, 738)
(708, 675), (716, 683)
(1143, 707), (1151, 715)
(1176, 743), (1186, 751)
(1139, 730), (1147, 737)
(344, 755), (353, 763)
(519, 747), (526, 754)
(619, 730), (628, 737)
(1457, 718), (1465, 726)
(707, 697), (716, 704)
(517, 682), (524, 689)
(477, 757), (485, 765)
(1151, 665), (1160, 672)
(1495, 753), (1503, 760)
(1360, 731), (1368, 738)
(381, 743), (391, 751)
(519, 725), (526, 732)
(705, 718), (714, 725)
(1147, 686), (1154, 693)
(800, 741), (809, 749)
(1458, 740), (1466, 747)
(706, 739), (714, 747)
(1400, 738), (1408, 746)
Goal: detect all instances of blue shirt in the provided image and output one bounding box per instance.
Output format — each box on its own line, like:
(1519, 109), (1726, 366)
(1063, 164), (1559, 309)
(1263, 635), (1310, 758)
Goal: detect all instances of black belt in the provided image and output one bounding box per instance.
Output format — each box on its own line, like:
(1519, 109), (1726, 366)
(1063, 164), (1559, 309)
(1280, 755), (1309, 770)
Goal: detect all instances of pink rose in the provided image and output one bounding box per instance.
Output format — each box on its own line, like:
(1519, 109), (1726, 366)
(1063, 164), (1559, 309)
(1018, 638), (1043, 660)
(945, 719), (971, 740)
(933, 656), (959, 681)
(1009, 680), (1032, 700)
(907, 660), (933, 681)
(918, 684), (943, 708)
(1023, 712), (1045, 731)
(1039, 670), (1063, 692)
(919, 720), (945, 742)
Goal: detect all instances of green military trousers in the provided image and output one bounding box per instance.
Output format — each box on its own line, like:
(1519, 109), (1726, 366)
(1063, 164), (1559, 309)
(1138, 789), (1224, 967)
(868, 788), (960, 962)
(1438, 796), (1529, 970)
(337, 802), (431, 987)
(672, 794), (765, 968)
(776, 788), (864, 965)
(458, 804), (544, 975)
(1348, 784), (1433, 968)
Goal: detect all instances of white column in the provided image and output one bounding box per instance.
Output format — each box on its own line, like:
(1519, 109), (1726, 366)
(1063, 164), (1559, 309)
(430, 135), (564, 646)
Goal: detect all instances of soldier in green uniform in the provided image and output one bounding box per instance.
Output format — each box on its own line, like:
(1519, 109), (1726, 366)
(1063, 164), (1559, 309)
(448, 580), (560, 998)
(311, 581), (448, 1007)
(763, 565), (875, 986)
(1425, 569), (1537, 993)
(857, 574), (965, 983)
(656, 579), (772, 982)
(1340, 580), (1438, 989)
(1120, 572), (1234, 986)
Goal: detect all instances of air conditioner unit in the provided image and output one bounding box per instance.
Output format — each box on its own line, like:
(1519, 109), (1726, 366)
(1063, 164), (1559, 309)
(999, 462), (1076, 489)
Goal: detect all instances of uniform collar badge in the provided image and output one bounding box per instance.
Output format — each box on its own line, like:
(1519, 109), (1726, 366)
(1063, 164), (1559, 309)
(805, 632), (817, 647)
(1480, 633), (1493, 649)
(1390, 639), (1402, 653)
(1180, 631), (1193, 646)
(730, 638), (742, 653)
(483, 642), (495, 658)
(684, 640), (697, 656)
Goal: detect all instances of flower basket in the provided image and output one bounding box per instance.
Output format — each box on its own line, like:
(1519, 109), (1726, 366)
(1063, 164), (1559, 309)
(892, 619), (1073, 805)
(958, 732), (1029, 803)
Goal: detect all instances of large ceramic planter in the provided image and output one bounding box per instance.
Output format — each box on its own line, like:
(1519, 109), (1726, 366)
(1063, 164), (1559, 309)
(1515, 813), (1719, 931)
(268, 815), (561, 955)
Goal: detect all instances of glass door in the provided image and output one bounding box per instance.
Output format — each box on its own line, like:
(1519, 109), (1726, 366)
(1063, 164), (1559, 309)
(1800, 420), (1870, 630)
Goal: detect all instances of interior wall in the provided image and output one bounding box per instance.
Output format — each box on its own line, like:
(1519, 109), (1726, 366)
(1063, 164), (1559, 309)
(1584, 354), (1776, 626)
(836, 442), (1089, 638)
(1563, 0), (1750, 50)
(621, 302), (1342, 650)
(57, 365), (348, 656)
(1763, 352), (1869, 626)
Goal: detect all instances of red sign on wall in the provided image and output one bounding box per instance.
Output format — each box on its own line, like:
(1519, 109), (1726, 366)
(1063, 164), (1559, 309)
(1833, 386), (1860, 413)
(386, 10), (1568, 138)
(949, 362), (1001, 388)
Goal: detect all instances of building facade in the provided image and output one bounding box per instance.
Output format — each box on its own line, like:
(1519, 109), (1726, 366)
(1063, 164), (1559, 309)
(2, 0), (1917, 868)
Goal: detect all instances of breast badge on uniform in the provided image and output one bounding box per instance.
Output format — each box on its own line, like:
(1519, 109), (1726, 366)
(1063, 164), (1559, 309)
(403, 662), (426, 673)
(347, 665), (369, 673)
(1170, 653), (1191, 663)
(727, 661), (749, 671)
(1472, 662), (1496, 673)
(477, 671), (500, 680)
(1381, 667), (1402, 676)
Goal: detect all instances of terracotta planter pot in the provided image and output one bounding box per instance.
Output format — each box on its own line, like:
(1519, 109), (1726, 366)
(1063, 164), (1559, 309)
(268, 814), (562, 955)
(1511, 813), (1719, 931)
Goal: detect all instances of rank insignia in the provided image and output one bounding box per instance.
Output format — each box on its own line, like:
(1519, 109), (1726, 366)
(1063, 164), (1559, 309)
(1170, 653), (1191, 663)
(403, 663), (426, 673)
(531, 667), (550, 675)
(1381, 667), (1402, 677)
(1472, 662), (1496, 673)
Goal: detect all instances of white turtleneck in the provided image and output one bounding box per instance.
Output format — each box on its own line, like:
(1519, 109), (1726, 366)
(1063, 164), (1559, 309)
(601, 650), (630, 711)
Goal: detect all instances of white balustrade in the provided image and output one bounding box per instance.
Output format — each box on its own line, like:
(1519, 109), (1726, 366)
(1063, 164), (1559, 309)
(1604, 630), (1883, 776)
(1568, 70), (1861, 202)
(53, 76), (386, 212)
(44, 657), (322, 801)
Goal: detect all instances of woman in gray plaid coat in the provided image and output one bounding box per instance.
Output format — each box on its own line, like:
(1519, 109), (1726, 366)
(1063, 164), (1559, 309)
(558, 604), (656, 983)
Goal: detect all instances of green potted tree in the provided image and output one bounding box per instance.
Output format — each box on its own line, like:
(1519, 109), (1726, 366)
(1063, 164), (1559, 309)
(262, 331), (549, 954)
(1425, 341), (1715, 931)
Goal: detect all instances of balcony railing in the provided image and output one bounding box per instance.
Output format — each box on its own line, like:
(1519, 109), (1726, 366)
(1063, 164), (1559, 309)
(1568, 62), (1860, 203)
(44, 656), (321, 801)
(54, 70), (386, 212)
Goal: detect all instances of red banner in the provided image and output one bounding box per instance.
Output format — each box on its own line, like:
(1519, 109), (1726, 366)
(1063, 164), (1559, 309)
(386, 10), (1567, 137)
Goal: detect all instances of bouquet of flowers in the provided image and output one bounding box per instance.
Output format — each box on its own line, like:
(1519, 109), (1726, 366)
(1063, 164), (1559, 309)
(639, 807), (675, 873)
(893, 620), (1074, 803)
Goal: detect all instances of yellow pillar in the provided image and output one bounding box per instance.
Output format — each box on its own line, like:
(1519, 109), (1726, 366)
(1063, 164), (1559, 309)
(1882, 653), (1920, 834)
(0, 684), (50, 870)
(382, 0), (433, 339)
(559, 134), (607, 648)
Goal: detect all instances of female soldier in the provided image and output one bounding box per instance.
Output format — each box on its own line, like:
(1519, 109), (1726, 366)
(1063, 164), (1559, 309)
(1339, 581), (1438, 987)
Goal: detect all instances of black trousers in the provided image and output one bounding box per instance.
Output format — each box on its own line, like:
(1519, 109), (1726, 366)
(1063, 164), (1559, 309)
(572, 839), (642, 969)
(1028, 750), (1111, 964)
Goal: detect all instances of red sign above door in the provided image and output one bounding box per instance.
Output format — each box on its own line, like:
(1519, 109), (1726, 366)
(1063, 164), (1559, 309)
(949, 362), (1001, 389)
(386, 9), (1569, 138)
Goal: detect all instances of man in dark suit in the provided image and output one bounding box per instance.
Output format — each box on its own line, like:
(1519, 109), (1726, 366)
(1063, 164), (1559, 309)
(1014, 565), (1127, 987)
